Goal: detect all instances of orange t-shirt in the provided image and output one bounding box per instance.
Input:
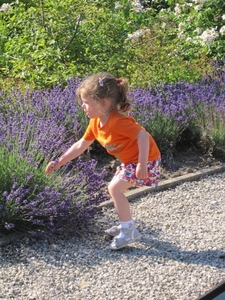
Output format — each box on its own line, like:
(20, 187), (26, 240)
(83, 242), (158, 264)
(82, 110), (160, 165)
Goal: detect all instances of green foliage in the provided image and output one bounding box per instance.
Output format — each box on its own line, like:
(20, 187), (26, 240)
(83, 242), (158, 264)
(0, 0), (224, 90)
(170, 0), (225, 61)
(1, 0), (82, 88)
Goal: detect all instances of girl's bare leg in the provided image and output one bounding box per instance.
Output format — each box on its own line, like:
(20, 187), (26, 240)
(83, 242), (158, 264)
(108, 177), (133, 221)
(107, 177), (141, 250)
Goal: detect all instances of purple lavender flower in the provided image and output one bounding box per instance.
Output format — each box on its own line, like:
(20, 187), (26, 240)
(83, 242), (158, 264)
(5, 223), (15, 230)
(0, 79), (108, 235)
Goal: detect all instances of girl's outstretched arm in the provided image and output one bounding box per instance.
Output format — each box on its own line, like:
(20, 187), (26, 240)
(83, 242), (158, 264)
(45, 138), (94, 174)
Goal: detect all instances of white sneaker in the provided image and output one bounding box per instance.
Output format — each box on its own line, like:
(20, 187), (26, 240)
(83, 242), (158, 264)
(110, 227), (141, 250)
(105, 225), (121, 237)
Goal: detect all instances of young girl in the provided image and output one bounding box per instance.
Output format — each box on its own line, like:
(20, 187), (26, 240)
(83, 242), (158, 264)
(45, 72), (161, 250)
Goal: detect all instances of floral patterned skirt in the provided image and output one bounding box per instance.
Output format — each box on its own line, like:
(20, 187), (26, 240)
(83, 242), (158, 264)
(114, 157), (161, 187)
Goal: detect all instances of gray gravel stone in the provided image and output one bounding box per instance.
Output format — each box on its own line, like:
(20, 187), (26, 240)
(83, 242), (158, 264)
(1, 172), (225, 300)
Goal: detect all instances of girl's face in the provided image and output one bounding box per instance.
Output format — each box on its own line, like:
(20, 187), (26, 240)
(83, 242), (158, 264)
(80, 90), (109, 119)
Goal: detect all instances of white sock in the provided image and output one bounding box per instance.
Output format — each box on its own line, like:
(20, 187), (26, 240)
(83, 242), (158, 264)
(120, 220), (134, 229)
(117, 220), (134, 239)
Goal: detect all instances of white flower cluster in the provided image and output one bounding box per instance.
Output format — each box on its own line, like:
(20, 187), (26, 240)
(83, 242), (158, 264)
(174, 4), (181, 15)
(177, 21), (190, 39)
(0, 3), (11, 12)
(125, 28), (151, 43)
(131, 0), (143, 13)
(219, 25), (225, 36)
(174, 0), (206, 14)
(199, 28), (219, 46)
(115, 0), (143, 13)
(195, 4), (203, 11)
(161, 22), (166, 30)
(115, 2), (123, 10)
(192, 0), (206, 11)
(193, 0), (206, 4)
(178, 22), (185, 32)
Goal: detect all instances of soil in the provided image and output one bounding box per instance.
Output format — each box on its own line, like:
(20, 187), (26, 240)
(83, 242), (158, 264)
(88, 145), (225, 183)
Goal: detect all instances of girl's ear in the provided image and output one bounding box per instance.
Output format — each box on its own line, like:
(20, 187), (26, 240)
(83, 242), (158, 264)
(100, 98), (109, 107)
(98, 98), (112, 112)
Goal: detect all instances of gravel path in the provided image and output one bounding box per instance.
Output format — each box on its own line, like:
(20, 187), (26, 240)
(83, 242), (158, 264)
(1, 172), (225, 300)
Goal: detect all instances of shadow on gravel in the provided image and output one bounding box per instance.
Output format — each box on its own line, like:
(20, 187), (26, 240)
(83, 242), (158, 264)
(128, 235), (225, 268)
(1, 231), (225, 269)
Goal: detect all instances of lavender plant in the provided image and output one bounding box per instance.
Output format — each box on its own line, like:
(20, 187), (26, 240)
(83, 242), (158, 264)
(186, 70), (225, 154)
(129, 63), (225, 158)
(0, 82), (108, 235)
(130, 84), (192, 156)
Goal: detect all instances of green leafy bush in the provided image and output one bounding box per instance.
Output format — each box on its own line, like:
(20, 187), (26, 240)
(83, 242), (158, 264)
(0, 0), (224, 90)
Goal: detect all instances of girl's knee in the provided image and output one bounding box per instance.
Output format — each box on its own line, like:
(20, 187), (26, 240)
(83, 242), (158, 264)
(108, 178), (132, 196)
(108, 181), (116, 196)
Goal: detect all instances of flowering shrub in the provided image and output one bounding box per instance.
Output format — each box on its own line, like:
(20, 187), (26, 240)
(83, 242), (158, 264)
(129, 62), (225, 157)
(186, 66), (225, 154)
(130, 83), (193, 156)
(171, 0), (225, 60)
(0, 0), (224, 89)
(0, 81), (108, 235)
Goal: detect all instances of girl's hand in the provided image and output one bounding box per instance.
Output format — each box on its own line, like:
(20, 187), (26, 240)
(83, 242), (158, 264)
(136, 162), (148, 180)
(45, 161), (58, 174)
